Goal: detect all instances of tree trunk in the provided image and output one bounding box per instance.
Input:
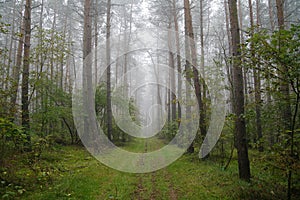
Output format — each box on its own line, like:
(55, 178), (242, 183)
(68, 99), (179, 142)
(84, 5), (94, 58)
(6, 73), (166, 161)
(94, 0), (99, 86)
(276, 1), (293, 199)
(255, 0), (263, 151)
(199, 0), (209, 158)
(83, 0), (96, 147)
(224, 0), (234, 113)
(172, 0), (182, 123)
(183, 0), (193, 154)
(268, 0), (275, 31)
(184, 0), (207, 155)
(106, 0), (113, 141)
(168, 26), (177, 122)
(7, 0), (17, 98)
(21, 0), (32, 143)
(276, 0), (291, 131)
(228, 0), (251, 182)
(10, 2), (25, 118)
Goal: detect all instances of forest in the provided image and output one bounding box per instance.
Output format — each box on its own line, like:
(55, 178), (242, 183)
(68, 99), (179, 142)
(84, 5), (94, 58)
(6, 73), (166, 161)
(0, 0), (299, 199)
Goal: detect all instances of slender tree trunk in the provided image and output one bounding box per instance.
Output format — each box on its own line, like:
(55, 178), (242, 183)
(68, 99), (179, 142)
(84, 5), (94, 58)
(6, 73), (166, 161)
(172, 0), (182, 123)
(83, 0), (97, 147)
(183, 0), (193, 153)
(168, 26), (177, 122)
(60, 18), (67, 90)
(276, 1), (293, 199)
(154, 45), (163, 130)
(94, 0), (99, 85)
(106, 0), (113, 141)
(7, 0), (17, 96)
(124, 3), (133, 98)
(228, 0), (251, 182)
(254, 0), (263, 151)
(276, 0), (291, 131)
(33, 0), (44, 114)
(268, 0), (275, 31)
(239, 0), (248, 106)
(224, 0), (234, 113)
(10, 2), (25, 118)
(50, 9), (56, 83)
(266, 0), (273, 113)
(248, 0), (263, 149)
(184, 0), (207, 154)
(199, 0), (209, 158)
(21, 0), (32, 143)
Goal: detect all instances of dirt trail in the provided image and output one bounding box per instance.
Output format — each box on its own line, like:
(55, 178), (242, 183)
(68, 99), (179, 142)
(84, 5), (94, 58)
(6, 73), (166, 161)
(165, 170), (178, 200)
(132, 139), (177, 200)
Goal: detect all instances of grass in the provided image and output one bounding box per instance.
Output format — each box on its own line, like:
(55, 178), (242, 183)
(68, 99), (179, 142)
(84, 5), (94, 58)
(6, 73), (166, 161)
(0, 137), (296, 199)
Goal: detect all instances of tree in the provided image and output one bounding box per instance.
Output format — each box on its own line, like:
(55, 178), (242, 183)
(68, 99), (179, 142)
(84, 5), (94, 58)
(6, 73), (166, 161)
(228, 0), (251, 182)
(276, 0), (292, 133)
(246, 24), (300, 200)
(106, 0), (113, 141)
(184, 0), (207, 155)
(10, 3), (25, 119)
(83, 0), (97, 146)
(171, 0), (182, 123)
(21, 0), (32, 143)
(248, 0), (263, 151)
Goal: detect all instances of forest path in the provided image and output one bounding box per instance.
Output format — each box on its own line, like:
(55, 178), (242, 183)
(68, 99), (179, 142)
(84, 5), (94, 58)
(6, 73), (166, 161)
(131, 137), (178, 200)
(20, 138), (281, 200)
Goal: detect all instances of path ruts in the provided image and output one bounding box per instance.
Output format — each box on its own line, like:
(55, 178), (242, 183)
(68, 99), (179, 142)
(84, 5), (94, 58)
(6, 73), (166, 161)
(132, 139), (177, 200)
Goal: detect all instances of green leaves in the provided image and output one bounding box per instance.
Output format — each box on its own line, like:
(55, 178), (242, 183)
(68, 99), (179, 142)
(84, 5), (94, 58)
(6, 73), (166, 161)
(0, 118), (27, 150)
(245, 24), (300, 87)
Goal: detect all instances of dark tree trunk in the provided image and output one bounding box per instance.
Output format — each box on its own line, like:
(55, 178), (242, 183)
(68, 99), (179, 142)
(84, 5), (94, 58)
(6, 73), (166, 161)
(228, 0), (251, 182)
(106, 0), (113, 141)
(255, 0), (263, 151)
(21, 0), (32, 144)
(172, 0), (182, 124)
(184, 0), (207, 155)
(276, 1), (293, 199)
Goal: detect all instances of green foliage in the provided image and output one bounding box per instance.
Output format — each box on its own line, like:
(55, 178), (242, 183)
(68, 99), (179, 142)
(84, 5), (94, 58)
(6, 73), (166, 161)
(245, 24), (300, 90)
(243, 25), (300, 198)
(157, 121), (178, 141)
(0, 118), (28, 162)
(95, 84), (139, 143)
(32, 28), (71, 67)
(243, 24), (300, 140)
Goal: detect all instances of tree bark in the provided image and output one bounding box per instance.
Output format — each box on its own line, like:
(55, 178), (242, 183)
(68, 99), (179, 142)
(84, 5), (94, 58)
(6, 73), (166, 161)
(10, 1), (25, 118)
(276, 0), (291, 131)
(168, 26), (177, 122)
(184, 0), (206, 154)
(224, 0), (234, 113)
(21, 0), (32, 143)
(183, 0), (193, 154)
(254, 0), (263, 151)
(83, 0), (96, 146)
(228, 0), (251, 182)
(199, 0), (209, 158)
(276, 1), (293, 199)
(106, 0), (113, 141)
(172, 0), (182, 123)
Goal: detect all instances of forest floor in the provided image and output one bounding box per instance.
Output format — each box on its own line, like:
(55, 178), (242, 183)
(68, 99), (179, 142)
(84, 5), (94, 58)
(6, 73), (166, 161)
(1, 137), (294, 200)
